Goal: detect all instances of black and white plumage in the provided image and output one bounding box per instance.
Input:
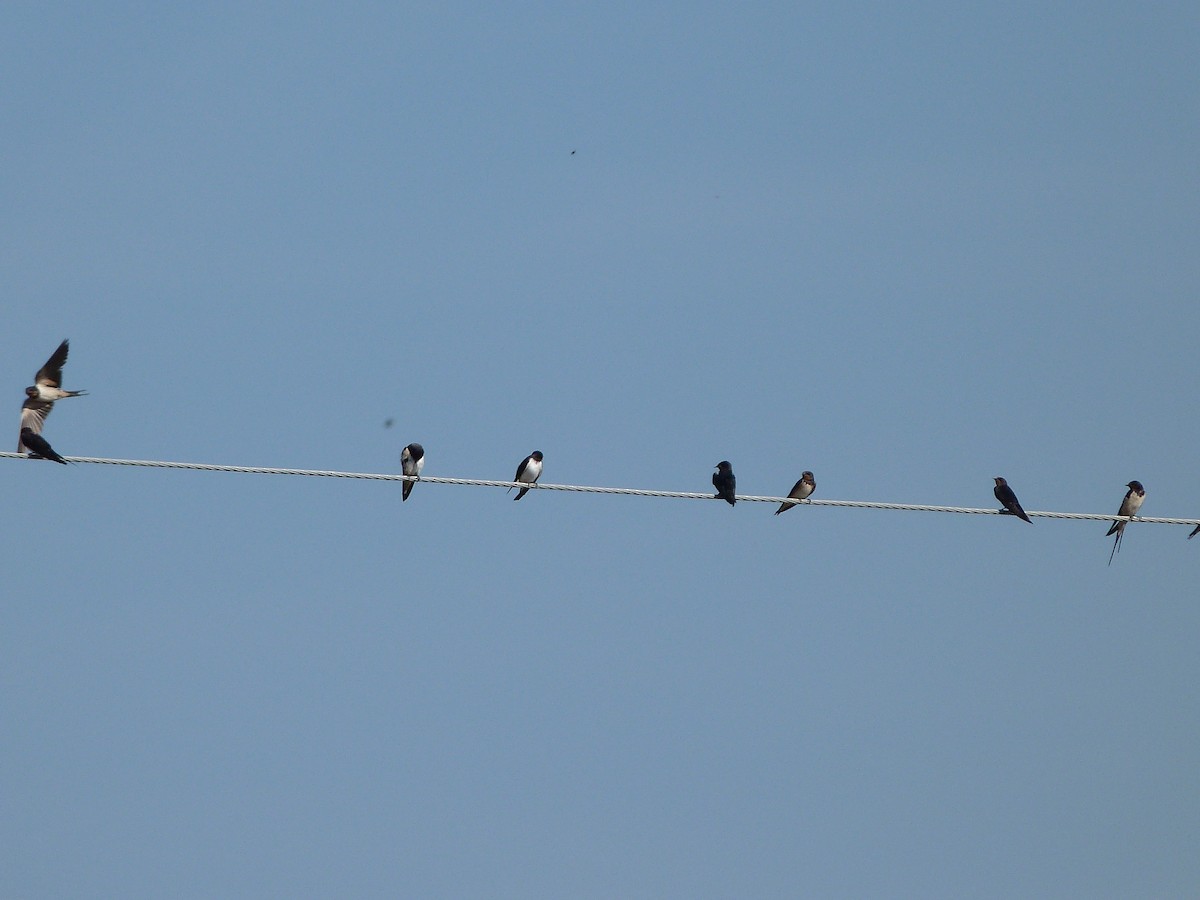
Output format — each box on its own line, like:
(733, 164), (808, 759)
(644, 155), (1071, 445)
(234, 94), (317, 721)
(1106, 480), (1145, 565)
(712, 461), (736, 506)
(20, 427), (67, 464)
(993, 476), (1032, 524)
(401, 443), (425, 501)
(18, 339), (87, 453)
(775, 471), (815, 515)
(510, 450), (544, 501)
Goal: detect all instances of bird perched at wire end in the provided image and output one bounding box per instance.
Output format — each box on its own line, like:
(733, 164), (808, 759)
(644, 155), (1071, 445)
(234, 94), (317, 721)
(993, 476), (1032, 524)
(401, 443), (424, 501)
(775, 471), (815, 515)
(1106, 480), (1145, 565)
(713, 461), (736, 506)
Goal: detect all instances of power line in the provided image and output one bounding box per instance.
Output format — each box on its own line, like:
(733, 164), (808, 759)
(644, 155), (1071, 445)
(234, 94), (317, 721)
(2, 450), (1197, 526)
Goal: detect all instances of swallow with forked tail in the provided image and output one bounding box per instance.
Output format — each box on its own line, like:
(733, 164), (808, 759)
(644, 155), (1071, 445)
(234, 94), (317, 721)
(401, 443), (424, 501)
(993, 477), (1032, 524)
(511, 451), (543, 501)
(1106, 480), (1145, 565)
(775, 471), (815, 515)
(20, 427), (67, 464)
(18, 339), (87, 453)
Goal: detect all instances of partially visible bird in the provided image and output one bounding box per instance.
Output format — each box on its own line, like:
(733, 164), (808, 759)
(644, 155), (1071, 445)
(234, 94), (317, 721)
(1190, 524), (1200, 540)
(713, 461), (736, 506)
(18, 339), (87, 452)
(775, 471), (815, 515)
(1106, 480), (1145, 565)
(511, 450), (544, 501)
(993, 476), (1032, 524)
(401, 443), (425, 501)
(20, 427), (67, 464)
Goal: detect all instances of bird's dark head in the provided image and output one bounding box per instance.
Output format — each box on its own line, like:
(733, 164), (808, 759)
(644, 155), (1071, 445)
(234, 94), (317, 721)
(1127, 480), (1144, 492)
(24, 386), (37, 398)
(715, 460), (731, 471)
(994, 477), (1006, 486)
(802, 471), (814, 480)
(405, 443), (424, 460)
(531, 451), (543, 462)
(20, 427), (34, 438)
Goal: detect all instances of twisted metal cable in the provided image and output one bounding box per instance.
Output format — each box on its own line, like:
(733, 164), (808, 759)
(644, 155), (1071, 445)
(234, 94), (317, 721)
(2, 451), (1196, 526)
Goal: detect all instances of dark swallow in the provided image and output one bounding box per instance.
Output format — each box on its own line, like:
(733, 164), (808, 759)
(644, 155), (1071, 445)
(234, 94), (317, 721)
(1106, 480), (1145, 565)
(712, 461), (736, 506)
(401, 443), (425, 501)
(993, 476), (1032, 524)
(775, 471), (815, 515)
(510, 450), (544, 501)
(1190, 524), (1200, 540)
(18, 339), (87, 453)
(19, 427), (67, 464)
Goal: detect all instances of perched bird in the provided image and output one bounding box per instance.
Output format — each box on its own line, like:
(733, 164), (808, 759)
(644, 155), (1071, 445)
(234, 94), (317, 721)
(993, 476), (1032, 524)
(510, 450), (544, 501)
(775, 471), (816, 515)
(19, 427), (67, 464)
(18, 339), (87, 453)
(1190, 524), (1200, 540)
(400, 443), (425, 501)
(713, 461), (736, 506)
(1106, 480), (1145, 565)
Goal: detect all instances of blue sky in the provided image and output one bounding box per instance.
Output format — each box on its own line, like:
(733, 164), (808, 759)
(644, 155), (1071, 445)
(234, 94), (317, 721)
(3, 4), (1198, 897)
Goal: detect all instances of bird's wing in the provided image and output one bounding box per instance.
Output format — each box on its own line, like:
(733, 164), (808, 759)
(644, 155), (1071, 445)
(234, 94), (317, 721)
(35, 340), (70, 389)
(515, 457), (531, 481)
(20, 399), (52, 435)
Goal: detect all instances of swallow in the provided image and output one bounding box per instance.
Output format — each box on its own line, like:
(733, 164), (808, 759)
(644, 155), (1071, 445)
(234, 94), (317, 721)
(401, 443), (425, 501)
(713, 461), (736, 506)
(19, 427), (67, 464)
(775, 471), (815, 515)
(510, 450), (543, 500)
(993, 476), (1032, 524)
(1190, 524), (1200, 540)
(1106, 480), (1145, 565)
(18, 339), (87, 452)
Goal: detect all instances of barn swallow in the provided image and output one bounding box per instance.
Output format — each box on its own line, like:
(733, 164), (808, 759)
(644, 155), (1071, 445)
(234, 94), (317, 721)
(18, 339), (87, 452)
(1106, 480), (1145, 565)
(510, 450), (543, 500)
(712, 461), (736, 506)
(993, 477), (1032, 524)
(401, 443), (425, 501)
(19, 427), (67, 464)
(775, 471), (815, 515)
(1190, 524), (1200, 540)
